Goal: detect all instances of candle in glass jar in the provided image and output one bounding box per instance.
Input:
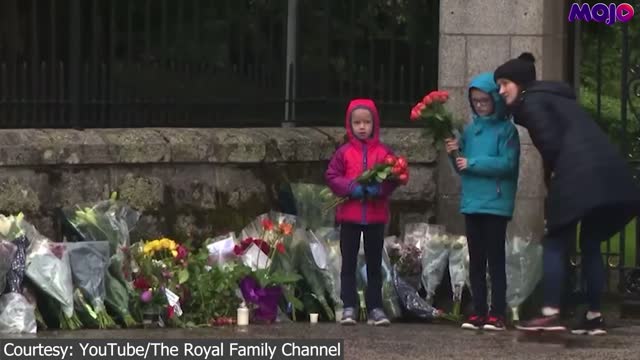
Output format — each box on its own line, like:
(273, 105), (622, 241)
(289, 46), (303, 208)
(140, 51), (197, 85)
(237, 303), (249, 326)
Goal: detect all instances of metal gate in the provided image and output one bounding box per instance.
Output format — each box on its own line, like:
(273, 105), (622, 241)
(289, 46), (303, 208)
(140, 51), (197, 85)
(569, 0), (640, 301)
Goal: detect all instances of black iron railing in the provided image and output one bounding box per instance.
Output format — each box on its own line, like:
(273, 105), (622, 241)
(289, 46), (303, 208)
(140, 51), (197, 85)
(0, 0), (439, 128)
(571, 6), (640, 298)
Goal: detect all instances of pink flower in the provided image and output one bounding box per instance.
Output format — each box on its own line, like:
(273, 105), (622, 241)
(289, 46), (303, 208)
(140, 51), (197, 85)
(140, 289), (153, 303)
(176, 245), (188, 260)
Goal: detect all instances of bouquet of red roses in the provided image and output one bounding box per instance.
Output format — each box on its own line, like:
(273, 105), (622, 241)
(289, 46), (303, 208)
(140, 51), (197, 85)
(410, 90), (463, 158)
(321, 155), (409, 212)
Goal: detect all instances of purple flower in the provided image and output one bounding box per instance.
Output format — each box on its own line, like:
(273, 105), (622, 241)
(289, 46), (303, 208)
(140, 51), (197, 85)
(140, 289), (153, 303)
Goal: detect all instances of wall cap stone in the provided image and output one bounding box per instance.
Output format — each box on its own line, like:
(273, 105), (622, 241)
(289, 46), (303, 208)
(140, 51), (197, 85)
(0, 127), (437, 166)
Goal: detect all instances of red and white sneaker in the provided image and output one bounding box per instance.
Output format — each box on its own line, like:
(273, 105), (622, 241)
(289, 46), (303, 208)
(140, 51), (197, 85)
(483, 315), (506, 331)
(516, 314), (566, 332)
(461, 315), (485, 330)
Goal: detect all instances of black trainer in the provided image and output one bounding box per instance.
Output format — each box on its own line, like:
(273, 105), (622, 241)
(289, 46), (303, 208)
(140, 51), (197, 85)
(571, 315), (607, 336)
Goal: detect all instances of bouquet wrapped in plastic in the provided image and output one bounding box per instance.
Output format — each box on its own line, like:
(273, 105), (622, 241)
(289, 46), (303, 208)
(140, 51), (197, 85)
(62, 196), (139, 276)
(392, 266), (441, 321)
(312, 228), (342, 312)
(204, 232), (238, 270)
(290, 183), (336, 230)
(67, 241), (116, 328)
(236, 213), (302, 322)
(0, 292), (36, 334)
(104, 270), (136, 327)
(61, 195), (140, 327)
(448, 235), (469, 319)
(419, 224), (451, 305)
(506, 236), (543, 322)
(0, 214), (28, 293)
(290, 229), (336, 321)
(0, 241), (17, 294)
(357, 243), (403, 320)
(5, 235), (29, 294)
(26, 239), (82, 329)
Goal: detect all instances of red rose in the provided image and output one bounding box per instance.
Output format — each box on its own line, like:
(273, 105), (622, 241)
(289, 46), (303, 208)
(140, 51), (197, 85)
(133, 277), (151, 290)
(391, 164), (404, 176)
(166, 305), (175, 319)
(276, 242), (286, 254)
(233, 245), (244, 256)
(384, 155), (397, 166)
(241, 237), (253, 246)
(410, 109), (420, 121)
(422, 95), (433, 105)
(440, 90), (449, 101)
(261, 219), (274, 231)
(398, 173), (409, 185)
(396, 156), (408, 171)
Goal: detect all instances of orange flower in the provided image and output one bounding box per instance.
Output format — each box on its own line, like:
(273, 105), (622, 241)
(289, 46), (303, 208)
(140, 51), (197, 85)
(279, 222), (293, 236)
(261, 219), (274, 231)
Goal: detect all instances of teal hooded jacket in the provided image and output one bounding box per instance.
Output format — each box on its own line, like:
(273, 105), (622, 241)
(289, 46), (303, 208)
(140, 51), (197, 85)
(455, 72), (520, 218)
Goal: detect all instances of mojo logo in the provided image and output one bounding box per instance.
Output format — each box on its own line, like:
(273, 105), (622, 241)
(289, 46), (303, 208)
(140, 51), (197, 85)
(568, 2), (635, 25)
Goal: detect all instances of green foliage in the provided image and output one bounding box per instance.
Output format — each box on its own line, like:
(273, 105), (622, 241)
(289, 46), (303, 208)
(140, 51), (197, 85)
(180, 250), (250, 326)
(578, 5), (640, 158)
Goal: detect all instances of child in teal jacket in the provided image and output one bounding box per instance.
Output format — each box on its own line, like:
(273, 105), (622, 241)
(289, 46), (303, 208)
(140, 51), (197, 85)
(445, 71), (520, 331)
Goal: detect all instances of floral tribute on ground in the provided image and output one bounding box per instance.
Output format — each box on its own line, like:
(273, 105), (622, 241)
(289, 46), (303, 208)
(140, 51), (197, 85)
(0, 182), (541, 333)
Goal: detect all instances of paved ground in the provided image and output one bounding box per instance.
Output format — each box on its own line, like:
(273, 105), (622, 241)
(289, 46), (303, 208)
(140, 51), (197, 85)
(14, 319), (640, 360)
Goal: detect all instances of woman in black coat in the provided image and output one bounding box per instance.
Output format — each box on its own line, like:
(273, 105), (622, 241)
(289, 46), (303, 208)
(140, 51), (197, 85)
(494, 53), (640, 335)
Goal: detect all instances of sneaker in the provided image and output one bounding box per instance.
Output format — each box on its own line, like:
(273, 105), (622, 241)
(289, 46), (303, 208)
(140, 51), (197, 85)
(461, 315), (485, 330)
(367, 308), (390, 326)
(571, 315), (607, 336)
(483, 315), (506, 331)
(340, 307), (357, 325)
(516, 314), (566, 332)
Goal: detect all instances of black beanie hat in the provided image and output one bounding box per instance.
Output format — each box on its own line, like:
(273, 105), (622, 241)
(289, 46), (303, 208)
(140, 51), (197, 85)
(494, 52), (536, 86)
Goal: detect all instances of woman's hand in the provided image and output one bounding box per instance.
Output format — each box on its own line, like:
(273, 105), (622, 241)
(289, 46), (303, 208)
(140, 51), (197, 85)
(445, 138), (459, 154)
(456, 157), (468, 171)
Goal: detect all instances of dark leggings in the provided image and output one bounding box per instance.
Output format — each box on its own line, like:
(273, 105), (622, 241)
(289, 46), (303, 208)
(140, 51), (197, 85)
(465, 214), (509, 317)
(340, 223), (385, 310)
(543, 221), (604, 311)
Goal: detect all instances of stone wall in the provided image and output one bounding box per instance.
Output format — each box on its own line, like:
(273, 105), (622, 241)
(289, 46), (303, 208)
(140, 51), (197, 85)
(0, 128), (437, 242)
(436, 0), (568, 239)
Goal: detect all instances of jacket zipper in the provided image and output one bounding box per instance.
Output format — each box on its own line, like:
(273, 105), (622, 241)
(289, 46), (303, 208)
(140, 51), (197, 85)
(362, 143), (368, 225)
(496, 179), (502, 196)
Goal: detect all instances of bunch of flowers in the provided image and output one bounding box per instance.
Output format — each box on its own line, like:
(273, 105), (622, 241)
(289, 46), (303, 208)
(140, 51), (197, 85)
(131, 238), (189, 322)
(235, 217), (302, 323)
(321, 154), (410, 212)
(395, 244), (422, 278)
(235, 219), (294, 282)
(409, 90), (463, 157)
